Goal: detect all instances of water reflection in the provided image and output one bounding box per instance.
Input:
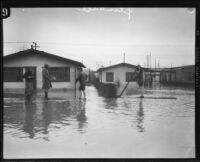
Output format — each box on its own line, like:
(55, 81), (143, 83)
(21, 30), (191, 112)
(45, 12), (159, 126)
(4, 98), (89, 140)
(136, 99), (145, 132)
(103, 98), (118, 109)
(4, 85), (194, 145)
(76, 100), (87, 133)
(42, 101), (52, 140)
(23, 101), (36, 138)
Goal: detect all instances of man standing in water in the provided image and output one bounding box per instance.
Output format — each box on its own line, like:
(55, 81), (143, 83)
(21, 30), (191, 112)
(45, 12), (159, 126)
(135, 65), (144, 98)
(42, 64), (52, 100)
(76, 68), (87, 100)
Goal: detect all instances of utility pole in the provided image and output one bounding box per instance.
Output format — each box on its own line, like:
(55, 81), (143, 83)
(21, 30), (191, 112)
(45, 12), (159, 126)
(150, 53), (151, 70)
(150, 53), (152, 84)
(170, 63), (173, 82)
(123, 53), (125, 63)
(155, 58), (156, 79)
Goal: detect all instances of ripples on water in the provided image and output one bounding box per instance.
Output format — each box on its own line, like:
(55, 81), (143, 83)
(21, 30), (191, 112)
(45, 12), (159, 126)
(4, 85), (195, 140)
(3, 85), (195, 158)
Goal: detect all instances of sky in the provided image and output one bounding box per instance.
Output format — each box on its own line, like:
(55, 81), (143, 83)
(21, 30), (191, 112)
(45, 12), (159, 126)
(3, 8), (196, 70)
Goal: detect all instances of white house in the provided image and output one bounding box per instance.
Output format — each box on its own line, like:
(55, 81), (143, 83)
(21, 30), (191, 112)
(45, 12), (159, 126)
(3, 49), (85, 93)
(97, 63), (145, 90)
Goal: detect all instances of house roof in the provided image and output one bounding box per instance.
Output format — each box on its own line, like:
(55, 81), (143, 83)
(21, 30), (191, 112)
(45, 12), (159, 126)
(161, 65), (195, 71)
(3, 49), (86, 68)
(97, 63), (145, 72)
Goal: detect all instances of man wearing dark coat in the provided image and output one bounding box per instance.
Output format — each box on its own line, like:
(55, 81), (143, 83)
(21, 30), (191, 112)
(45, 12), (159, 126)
(42, 64), (52, 99)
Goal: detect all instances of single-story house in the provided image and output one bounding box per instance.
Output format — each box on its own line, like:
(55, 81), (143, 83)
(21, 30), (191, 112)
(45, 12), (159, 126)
(96, 63), (145, 89)
(160, 65), (195, 86)
(3, 49), (85, 93)
(144, 68), (165, 84)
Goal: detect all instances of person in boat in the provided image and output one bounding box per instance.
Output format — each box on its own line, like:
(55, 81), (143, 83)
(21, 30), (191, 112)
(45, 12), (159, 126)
(76, 68), (87, 99)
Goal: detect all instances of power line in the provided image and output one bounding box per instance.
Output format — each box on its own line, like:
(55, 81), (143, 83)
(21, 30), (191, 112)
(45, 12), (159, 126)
(3, 41), (148, 47)
(4, 41), (32, 44)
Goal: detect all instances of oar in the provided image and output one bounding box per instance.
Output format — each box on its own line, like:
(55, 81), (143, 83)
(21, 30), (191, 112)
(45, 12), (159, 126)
(136, 96), (177, 99)
(117, 81), (130, 97)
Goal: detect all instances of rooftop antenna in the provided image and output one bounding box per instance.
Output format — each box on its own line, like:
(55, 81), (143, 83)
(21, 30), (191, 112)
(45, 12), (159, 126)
(32, 42), (40, 50)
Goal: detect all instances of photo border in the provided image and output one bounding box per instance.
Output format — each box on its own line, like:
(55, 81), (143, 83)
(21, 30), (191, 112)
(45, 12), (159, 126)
(1, 0), (200, 161)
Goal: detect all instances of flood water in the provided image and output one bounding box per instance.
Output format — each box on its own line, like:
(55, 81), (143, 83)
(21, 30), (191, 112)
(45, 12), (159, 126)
(3, 85), (195, 158)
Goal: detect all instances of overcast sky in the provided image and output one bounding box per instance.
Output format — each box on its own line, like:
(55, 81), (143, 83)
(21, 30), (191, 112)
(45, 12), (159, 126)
(3, 8), (195, 70)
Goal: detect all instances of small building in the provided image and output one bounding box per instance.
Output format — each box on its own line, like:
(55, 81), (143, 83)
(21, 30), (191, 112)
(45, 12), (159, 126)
(97, 63), (145, 89)
(160, 65), (195, 86)
(3, 49), (85, 93)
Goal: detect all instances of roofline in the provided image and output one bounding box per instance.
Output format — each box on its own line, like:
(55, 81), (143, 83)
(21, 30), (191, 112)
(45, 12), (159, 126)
(97, 62), (145, 72)
(4, 49), (86, 68)
(160, 65), (195, 71)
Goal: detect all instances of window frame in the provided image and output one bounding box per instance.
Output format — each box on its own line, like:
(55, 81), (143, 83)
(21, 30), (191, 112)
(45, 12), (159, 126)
(4, 67), (23, 82)
(106, 72), (114, 82)
(49, 67), (70, 82)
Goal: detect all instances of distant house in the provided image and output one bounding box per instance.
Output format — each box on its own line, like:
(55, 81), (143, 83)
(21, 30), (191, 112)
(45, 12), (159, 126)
(160, 65), (195, 86)
(3, 49), (85, 93)
(97, 63), (145, 88)
(144, 68), (163, 83)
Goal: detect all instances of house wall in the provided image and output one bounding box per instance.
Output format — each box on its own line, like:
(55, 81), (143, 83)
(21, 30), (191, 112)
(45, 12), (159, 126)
(175, 66), (195, 83)
(160, 71), (173, 82)
(160, 66), (194, 84)
(99, 65), (140, 88)
(4, 53), (79, 92)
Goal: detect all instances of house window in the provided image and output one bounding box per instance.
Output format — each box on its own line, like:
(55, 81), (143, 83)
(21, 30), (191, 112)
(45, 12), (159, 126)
(49, 67), (70, 82)
(106, 72), (114, 82)
(4, 67), (23, 82)
(126, 72), (135, 82)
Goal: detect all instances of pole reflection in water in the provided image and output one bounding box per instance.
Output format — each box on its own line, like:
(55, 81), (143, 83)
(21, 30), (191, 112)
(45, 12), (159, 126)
(76, 100), (87, 133)
(136, 99), (145, 132)
(23, 101), (36, 139)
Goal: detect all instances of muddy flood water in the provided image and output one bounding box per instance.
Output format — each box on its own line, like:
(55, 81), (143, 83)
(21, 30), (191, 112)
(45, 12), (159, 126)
(3, 85), (195, 158)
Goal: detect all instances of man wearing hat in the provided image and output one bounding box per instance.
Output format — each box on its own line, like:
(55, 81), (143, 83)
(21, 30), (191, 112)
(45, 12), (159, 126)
(42, 64), (52, 99)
